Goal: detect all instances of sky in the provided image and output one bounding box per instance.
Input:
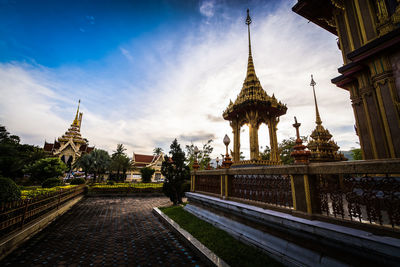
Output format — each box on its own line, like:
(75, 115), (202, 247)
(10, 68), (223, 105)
(0, 0), (359, 159)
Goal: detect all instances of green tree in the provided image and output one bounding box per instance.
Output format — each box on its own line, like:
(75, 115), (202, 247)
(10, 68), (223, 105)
(351, 148), (362, 160)
(278, 136), (307, 165)
(186, 139), (213, 170)
(24, 157), (67, 184)
(73, 153), (93, 178)
(259, 146), (271, 160)
(140, 167), (155, 183)
(162, 139), (190, 205)
(0, 125), (46, 181)
(153, 147), (164, 155)
(110, 144), (131, 182)
(90, 149), (111, 183)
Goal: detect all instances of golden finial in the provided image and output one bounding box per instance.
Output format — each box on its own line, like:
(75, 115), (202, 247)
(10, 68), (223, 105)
(310, 75), (322, 126)
(246, 9), (252, 56)
(73, 100), (81, 126)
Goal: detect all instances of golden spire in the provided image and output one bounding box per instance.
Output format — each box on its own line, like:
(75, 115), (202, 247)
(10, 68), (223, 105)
(73, 100), (80, 126)
(245, 9), (256, 78)
(310, 75), (322, 126)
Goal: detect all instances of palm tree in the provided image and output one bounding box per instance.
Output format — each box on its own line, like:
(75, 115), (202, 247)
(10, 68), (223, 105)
(153, 147), (163, 155)
(111, 144), (130, 182)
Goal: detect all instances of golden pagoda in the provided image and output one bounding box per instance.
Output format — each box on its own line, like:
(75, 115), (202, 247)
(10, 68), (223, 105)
(223, 9), (287, 164)
(44, 100), (94, 168)
(307, 76), (346, 162)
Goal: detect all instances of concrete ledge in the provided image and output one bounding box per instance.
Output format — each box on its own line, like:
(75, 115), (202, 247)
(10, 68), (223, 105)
(153, 207), (228, 267)
(0, 195), (84, 261)
(186, 192), (400, 266)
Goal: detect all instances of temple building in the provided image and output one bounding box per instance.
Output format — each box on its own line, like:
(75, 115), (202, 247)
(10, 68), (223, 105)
(307, 75), (347, 162)
(127, 153), (164, 182)
(293, 0), (400, 159)
(44, 100), (94, 168)
(223, 9), (287, 165)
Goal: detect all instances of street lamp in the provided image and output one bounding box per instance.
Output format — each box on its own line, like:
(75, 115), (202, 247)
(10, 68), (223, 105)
(216, 157), (219, 168)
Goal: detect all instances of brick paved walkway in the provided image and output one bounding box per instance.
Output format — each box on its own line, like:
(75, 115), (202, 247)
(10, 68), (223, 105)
(2, 197), (205, 267)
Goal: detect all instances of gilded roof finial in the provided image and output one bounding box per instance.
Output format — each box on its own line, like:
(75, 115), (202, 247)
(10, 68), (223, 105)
(245, 9), (255, 78)
(246, 9), (252, 56)
(310, 75), (322, 126)
(73, 99), (81, 126)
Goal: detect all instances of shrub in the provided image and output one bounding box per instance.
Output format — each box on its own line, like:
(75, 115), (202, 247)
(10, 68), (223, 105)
(107, 180), (115, 185)
(42, 178), (62, 188)
(181, 180), (191, 193)
(70, 178), (86, 185)
(24, 157), (67, 184)
(0, 177), (21, 202)
(140, 167), (155, 183)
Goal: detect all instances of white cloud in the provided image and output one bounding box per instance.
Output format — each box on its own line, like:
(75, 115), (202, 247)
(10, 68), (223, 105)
(0, 2), (359, 159)
(199, 0), (215, 18)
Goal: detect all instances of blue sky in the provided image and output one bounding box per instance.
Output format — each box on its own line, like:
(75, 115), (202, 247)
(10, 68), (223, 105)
(0, 0), (358, 158)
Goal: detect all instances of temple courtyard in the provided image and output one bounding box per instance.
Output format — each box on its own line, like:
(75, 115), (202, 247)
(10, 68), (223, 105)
(1, 197), (204, 267)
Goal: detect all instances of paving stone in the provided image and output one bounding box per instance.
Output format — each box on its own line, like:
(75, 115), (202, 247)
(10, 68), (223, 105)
(1, 197), (204, 266)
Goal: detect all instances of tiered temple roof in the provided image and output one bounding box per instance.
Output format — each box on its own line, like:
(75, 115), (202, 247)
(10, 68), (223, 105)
(307, 76), (346, 162)
(43, 100), (93, 163)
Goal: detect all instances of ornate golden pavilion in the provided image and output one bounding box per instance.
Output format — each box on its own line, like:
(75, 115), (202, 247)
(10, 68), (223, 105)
(307, 75), (347, 162)
(44, 100), (94, 168)
(223, 10), (287, 164)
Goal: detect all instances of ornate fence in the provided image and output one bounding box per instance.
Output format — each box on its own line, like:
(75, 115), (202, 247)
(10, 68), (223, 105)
(230, 174), (292, 208)
(191, 159), (400, 232)
(0, 185), (86, 236)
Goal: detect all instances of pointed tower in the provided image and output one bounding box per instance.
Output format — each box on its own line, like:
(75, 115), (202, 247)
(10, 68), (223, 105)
(43, 100), (94, 168)
(307, 75), (347, 162)
(223, 9), (287, 164)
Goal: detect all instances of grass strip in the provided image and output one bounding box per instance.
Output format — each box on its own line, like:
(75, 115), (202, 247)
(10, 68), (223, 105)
(160, 205), (282, 267)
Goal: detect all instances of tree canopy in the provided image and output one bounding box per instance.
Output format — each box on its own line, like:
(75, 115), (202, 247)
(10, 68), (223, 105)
(186, 139), (213, 170)
(162, 139), (190, 205)
(24, 157), (67, 184)
(110, 144), (131, 182)
(0, 125), (46, 181)
(140, 167), (155, 183)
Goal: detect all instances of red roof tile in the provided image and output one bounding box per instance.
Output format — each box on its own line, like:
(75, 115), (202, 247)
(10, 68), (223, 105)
(134, 154), (156, 163)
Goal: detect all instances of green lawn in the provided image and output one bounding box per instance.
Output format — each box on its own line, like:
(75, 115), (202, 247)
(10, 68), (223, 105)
(160, 205), (282, 267)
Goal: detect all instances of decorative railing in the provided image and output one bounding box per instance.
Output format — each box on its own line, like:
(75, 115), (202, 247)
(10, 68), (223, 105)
(230, 174), (292, 208)
(194, 174), (221, 195)
(0, 185), (86, 236)
(191, 159), (400, 232)
(316, 173), (400, 227)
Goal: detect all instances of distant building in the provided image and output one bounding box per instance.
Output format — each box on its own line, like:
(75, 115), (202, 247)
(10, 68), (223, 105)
(44, 100), (94, 168)
(126, 153), (164, 182)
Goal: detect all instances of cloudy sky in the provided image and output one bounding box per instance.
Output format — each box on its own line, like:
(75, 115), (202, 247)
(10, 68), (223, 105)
(0, 0), (358, 158)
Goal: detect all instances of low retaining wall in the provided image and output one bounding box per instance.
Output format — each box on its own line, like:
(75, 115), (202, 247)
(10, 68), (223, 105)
(186, 192), (400, 267)
(0, 195), (84, 261)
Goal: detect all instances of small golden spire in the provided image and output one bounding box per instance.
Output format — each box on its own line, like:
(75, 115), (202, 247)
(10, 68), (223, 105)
(310, 75), (322, 126)
(73, 100), (81, 126)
